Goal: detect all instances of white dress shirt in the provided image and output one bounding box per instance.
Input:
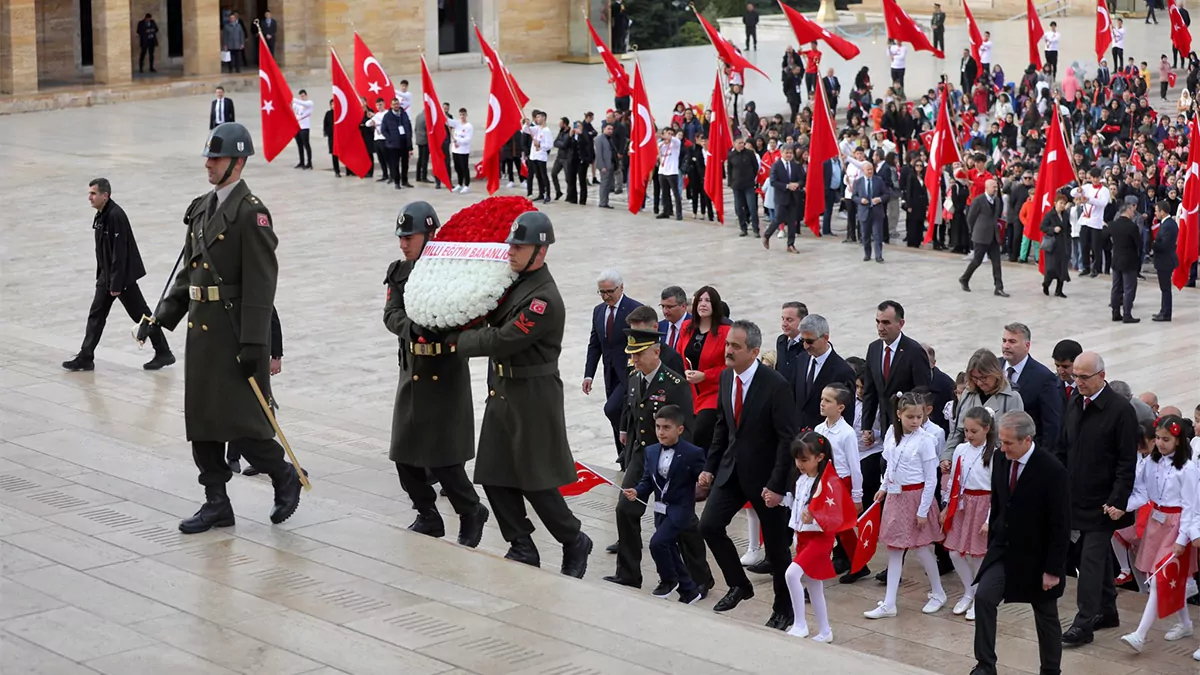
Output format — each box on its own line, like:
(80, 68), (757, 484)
(657, 446), (676, 479)
(1044, 30), (1059, 51)
(1010, 442), (1035, 484)
(450, 120), (473, 154)
(731, 359), (760, 415)
(371, 111), (387, 141)
(979, 40), (993, 64)
(396, 90), (413, 112)
(1112, 27), (1125, 50)
(889, 44), (907, 70)
(1070, 184), (1111, 230)
(526, 124), (552, 162)
(292, 98), (314, 130)
(802, 347), (831, 384)
(921, 419), (947, 459)
(1005, 354), (1029, 385)
(881, 333), (902, 374)
(664, 318), (686, 348)
(881, 430), (939, 517)
(658, 137), (682, 176)
(788, 472), (824, 533)
(214, 98), (228, 124)
(947, 441), (994, 494)
(816, 417), (863, 503)
(1127, 456), (1198, 545)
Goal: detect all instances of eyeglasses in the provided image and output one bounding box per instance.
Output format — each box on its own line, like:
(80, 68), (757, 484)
(597, 288), (618, 296)
(659, 303), (680, 311)
(1074, 371), (1103, 382)
(801, 337), (819, 346)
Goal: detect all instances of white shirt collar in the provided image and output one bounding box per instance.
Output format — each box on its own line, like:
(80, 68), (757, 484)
(811, 346), (831, 366)
(642, 364), (661, 383)
(736, 359), (760, 388)
(1006, 354), (1029, 380)
(1085, 384), (1106, 403)
(884, 333), (902, 353)
(1014, 442), (1036, 467)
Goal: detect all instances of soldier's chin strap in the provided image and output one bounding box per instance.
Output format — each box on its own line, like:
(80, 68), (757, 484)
(218, 157), (242, 187)
(418, 231), (434, 257)
(519, 245), (544, 275)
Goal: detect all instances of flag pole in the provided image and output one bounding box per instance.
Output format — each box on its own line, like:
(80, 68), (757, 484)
(1144, 553), (1180, 587)
(577, 461), (649, 506)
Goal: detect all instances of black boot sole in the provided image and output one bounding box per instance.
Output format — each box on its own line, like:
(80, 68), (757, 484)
(456, 506), (489, 548)
(179, 515), (235, 534)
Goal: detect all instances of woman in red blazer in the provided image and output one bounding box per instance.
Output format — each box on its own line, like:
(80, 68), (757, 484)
(674, 285), (731, 452)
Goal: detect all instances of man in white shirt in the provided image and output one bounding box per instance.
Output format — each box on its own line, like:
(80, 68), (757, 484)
(367, 98), (390, 183)
(449, 108), (474, 193)
(1111, 18), (1125, 70)
(523, 111), (553, 203)
(209, 86), (235, 129)
(979, 32), (993, 74)
(888, 41), (907, 88)
(1069, 168), (1111, 277)
(1043, 22), (1060, 79)
(396, 79), (413, 113)
(291, 90), (314, 170)
(656, 128), (683, 221)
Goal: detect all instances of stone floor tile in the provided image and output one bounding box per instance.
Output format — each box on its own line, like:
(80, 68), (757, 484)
(128, 613), (320, 675)
(2, 526), (141, 570)
(0, 540), (56, 575)
(88, 558), (287, 624)
(84, 643), (240, 675)
(1, 606), (153, 662)
(0, 577), (67, 621)
(343, 601), (505, 650)
(12, 563), (179, 625)
(0, 632), (98, 674)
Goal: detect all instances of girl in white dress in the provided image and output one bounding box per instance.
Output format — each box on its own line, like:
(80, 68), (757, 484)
(941, 407), (996, 621)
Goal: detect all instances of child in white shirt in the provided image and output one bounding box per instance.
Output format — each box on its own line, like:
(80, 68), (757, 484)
(784, 431), (840, 643)
(941, 407), (997, 621)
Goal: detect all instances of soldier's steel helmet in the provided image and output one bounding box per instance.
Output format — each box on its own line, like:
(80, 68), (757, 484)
(203, 123), (256, 158)
(395, 201), (441, 237)
(506, 211), (555, 245)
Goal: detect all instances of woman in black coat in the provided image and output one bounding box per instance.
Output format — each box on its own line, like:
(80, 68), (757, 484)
(1040, 192), (1072, 297)
(902, 157), (929, 247)
(948, 169), (971, 253)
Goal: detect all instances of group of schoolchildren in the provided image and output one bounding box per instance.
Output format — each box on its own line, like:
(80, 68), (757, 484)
(621, 353), (1200, 657)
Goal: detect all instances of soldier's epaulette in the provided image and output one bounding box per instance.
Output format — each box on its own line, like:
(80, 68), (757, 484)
(245, 193), (267, 210)
(664, 372), (682, 385)
(385, 259), (402, 284)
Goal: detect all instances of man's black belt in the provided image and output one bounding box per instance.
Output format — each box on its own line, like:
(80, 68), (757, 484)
(492, 362), (559, 379)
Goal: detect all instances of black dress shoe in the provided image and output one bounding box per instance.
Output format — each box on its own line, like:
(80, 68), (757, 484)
(1061, 625), (1094, 646)
(1112, 312), (1123, 322)
(62, 356), (95, 371)
(1092, 612), (1120, 629)
(179, 492), (235, 534)
(832, 556), (850, 576)
(268, 465), (302, 524)
(456, 504), (488, 547)
(678, 586), (701, 604)
(1122, 316), (1141, 324)
(602, 574), (642, 588)
(1152, 314), (1171, 322)
(561, 532), (593, 578)
(651, 580), (679, 598)
(739, 231), (748, 237)
(505, 535), (540, 567)
(143, 352), (176, 370)
(959, 278), (971, 292)
(1054, 290), (1068, 298)
(228, 458), (242, 474)
(605, 542), (619, 554)
(994, 288), (1010, 298)
(875, 569), (888, 584)
(712, 585), (754, 612)
(697, 582), (710, 600)
(747, 559), (772, 575)
(840, 566), (871, 584)
(765, 611), (793, 630)
(243, 467), (261, 477)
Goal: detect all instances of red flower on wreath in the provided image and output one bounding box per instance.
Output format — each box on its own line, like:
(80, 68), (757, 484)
(434, 196), (538, 244)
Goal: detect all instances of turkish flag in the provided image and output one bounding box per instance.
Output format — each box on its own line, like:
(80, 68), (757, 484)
(851, 501), (882, 573)
(1156, 550), (1191, 619)
(474, 29), (523, 195)
(942, 457), (964, 533)
(705, 72), (732, 224)
(1096, 0), (1114, 64)
(808, 463), (856, 533)
(803, 75), (837, 237)
(474, 26), (530, 108)
(559, 461), (612, 497)
(1026, 0), (1045, 70)
(330, 48), (372, 178)
(353, 33), (395, 108)
(587, 18), (632, 98)
(1130, 149), (1145, 173)
(963, 0), (984, 71)
(1175, 114), (1200, 289)
(420, 55), (453, 191)
(1029, 106), (1074, 272)
(923, 89), (962, 244)
(1169, 71), (1179, 87)
(627, 63), (657, 215)
(256, 33), (300, 163)
(693, 9), (770, 80)
(1170, 0), (1193, 60)
(777, 1), (860, 60)
(756, 148), (778, 189)
(921, 130), (935, 151)
(881, 0), (944, 58)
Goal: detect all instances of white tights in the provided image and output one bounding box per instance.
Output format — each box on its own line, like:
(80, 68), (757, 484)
(745, 508), (761, 553)
(1134, 577), (1193, 640)
(1111, 535), (1132, 574)
(950, 551), (982, 601)
(785, 562), (830, 637)
(884, 546), (946, 610)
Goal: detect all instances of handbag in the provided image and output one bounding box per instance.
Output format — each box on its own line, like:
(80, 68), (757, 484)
(221, 50), (231, 63)
(1041, 234), (1058, 254)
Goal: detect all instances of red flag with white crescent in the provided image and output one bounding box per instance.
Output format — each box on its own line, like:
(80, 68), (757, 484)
(693, 9), (770, 80)
(627, 63), (657, 215)
(942, 457), (963, 532)
(923, 90), (962, 244)
(777, 1), (860, 60)
(1175, 114), (1200, 289)
(881, 0), (944, 58)
(474, 29), (523, 195)
(257, 33), (300, 163)
(420, 55), (453, 191)
(1026, 0), (1045, 70)
(963, 0), (984, 71)
(1096, 0), (1114, 64)
(587, 18), (632, 97)
(330, 48), (372, 178)
(804, 75), (837, 237)
(353, 33), (395, 108)
(1169, 0), (1193, 59)
(808, 463), (855, 533)
(705, 71), (732, 224)
(474, 26), (530, 108)
(1029, 105), (1074, 275)
(1155, 549), (1190, 618)
(559, 461), (612, 497)
(851, 501), (882, 573)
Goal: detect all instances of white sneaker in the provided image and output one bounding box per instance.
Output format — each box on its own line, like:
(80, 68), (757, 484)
(507, 181), (515, 188)
(460, 186), (470, 194)
(1165, 623), (1194, 641)
(811, 631), (834, 643)
(777, 230), (784, 238)
(952, 596), (973, 615)
(966, 603), (975, 621)
(864, 602), (897, 619)
(1193, 645), (1200, 661)
(452, 186), (462, 193)
(1120, 632), (1146, 654)
(740, 548), (765, 566)
(786, 624), (810, 638)
(921, 593), (947, 614)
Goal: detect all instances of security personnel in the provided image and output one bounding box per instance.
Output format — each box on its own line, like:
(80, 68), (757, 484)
(449, 211), (593, 578)
(603, 328), (713, 593)
(384, 201), (489, 547)
(147, 122), (301, 534)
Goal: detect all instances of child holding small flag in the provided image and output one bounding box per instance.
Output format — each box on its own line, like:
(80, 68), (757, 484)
(1112, 421), (1155, 587)
(814, 383), (863, 576)
(941, 406), (996, 621)
(1117, 415), (1197, 654)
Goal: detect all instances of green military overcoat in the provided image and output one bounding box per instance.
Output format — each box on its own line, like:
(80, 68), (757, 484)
(383, 258), (475, 468)
(454, 265), (575, 491)
(620, 364), (694, 490)
(156, 180), (277, 442)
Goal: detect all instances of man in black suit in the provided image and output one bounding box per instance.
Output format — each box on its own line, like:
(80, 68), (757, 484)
(1057, 351), (1138, 647)
(791, 314), (856, 430)
(960, 48), (978, 93)
(210, 87), (235, 129)
(697, 320), (797, 630)
(823, 68), (841, 112)
(136, 13), (158, 73)
(763, 143), (803, 252)
(260, 10), (279, 56)
(860, 300), (931, 446)
(853, 161), (888, 262)
(584, 269), (642, 458)
(924, 343), (957, 435)
(960, 178), (1009, 297)
(1000, 322), (1063, 454)
(1151, 200), (1177, 321)
(971, 411), (1070, 675)
(1105, 196), (1143, 323)
(774, 300), (809, 388)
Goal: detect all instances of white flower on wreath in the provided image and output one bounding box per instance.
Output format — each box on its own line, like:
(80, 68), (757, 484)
(405, 257), (517, 330)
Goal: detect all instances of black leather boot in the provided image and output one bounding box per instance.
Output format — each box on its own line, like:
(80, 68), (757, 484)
(179, 487), (235, 534)
(456, 505), (489, 547)
(269, 465), (302, 524)
(560, 531), (593, 578)
(408, 509), (446, 538)
(504, 535), (540, 567)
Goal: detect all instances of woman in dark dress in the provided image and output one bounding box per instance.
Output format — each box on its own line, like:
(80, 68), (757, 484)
(948, 167), (971, 253)
(902, 156), (929, 247)
(1040, 192), (1072, 297)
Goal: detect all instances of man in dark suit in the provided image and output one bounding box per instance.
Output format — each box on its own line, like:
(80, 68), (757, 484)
(960, 178), (1009, 297)
(210, 87), (235, 129)
(763, 143), (803, 252)
(774, 300), (809, 388)
(1000, 323), (1063, 454)
(259, 10), (279, 56)
(697, 320), (797, 630)
(792, 314), (856, 430)
(1105, 196), (1143, 322)
(960, 48), (979, 93)
(584, 269), (642, 457)
(1151, 201), (1178, 321)
(852, 161), (888, 263)
(823, 68), (841, 112)
(971, 411), (1070, 675)
(860, 300), (931, 444)
(136, 13), (158, 73)
(657, 285), (690, 348)
(1056, 351), (1138, 647)
(924, 343), (957, 435)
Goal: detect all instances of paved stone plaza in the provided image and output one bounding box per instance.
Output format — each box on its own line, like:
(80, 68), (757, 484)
(1, 15), (1197, 675)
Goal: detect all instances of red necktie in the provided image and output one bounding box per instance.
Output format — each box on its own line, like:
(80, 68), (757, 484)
(668, 324), (677, 348)
(605, 306), (614, 343)
(734, 375), (744, 426)
(1009, 460), (1019, 493)
(1065, 384), (1073, 401)
(1082, 397), (1090, 411)
(883, 345), (893, 381)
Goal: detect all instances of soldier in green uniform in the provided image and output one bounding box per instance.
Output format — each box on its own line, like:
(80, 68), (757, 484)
(383, 201), (489, 547)
(448, 211), (593, 578)
(145, 122), (302, 534)
(603, 328), (713, 593)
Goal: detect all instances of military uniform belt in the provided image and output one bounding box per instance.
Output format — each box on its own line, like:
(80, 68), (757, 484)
(188, 285), (241, 302)
(492, 362), (559, 379)
(409, 342), (455, 356)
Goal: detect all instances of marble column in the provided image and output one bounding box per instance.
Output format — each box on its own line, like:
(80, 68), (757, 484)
(92, 0), (132, 85)
(183, 0), (221, 76)
(0, 0), (38, 94)
(562, 0), (606, 63)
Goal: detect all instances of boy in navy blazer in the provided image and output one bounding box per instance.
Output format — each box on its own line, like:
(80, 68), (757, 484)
(624, 404), (706, 604)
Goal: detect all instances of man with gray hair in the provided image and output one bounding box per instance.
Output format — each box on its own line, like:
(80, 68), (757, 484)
(584, 269), (642, 461)
(1000, 322), (1062, 453)
(960, 178), (1008, 296)
(1108, 381), (1156, 425)
(1106, 195), (1143, 323)
(971, 410), (1070, 675)
(792, 313), (856, 430)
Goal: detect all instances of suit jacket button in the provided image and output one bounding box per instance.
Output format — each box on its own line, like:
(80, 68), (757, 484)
(191, 262), (197, 268)
(187, 322), (194, 328)
(201, 324), (208, 331)
(489, 390), (495, 397)
(641, 441), (646, 446)
(432, 375), (439, 381)
(203, 263), (210, 270)
(640, 404), (644, 408)
(217, 233), (225, 240)
(413, 375), (420, 381)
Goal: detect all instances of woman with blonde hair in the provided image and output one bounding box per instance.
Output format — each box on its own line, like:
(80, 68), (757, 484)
(940, 348), (1024, 466)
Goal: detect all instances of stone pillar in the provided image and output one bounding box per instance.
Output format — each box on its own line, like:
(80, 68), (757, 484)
(183, 0), (221, 76)
(92, 0), (133, 85)
(815, 0), (838, 23)
(562, 0), (605, 64)
(0, 0), (38, 94)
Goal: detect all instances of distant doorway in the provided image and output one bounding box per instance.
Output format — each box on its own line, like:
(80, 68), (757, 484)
(167, 0), (183, 58)
(80, 0), (94, 67)
(438, 0), (469, 54)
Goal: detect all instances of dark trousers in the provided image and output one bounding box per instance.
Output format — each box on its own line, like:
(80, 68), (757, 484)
(1112, 47), (1124, 71)
(1070, 529), (1118, 634)
(615, 455), (713, 588)
(294, 129), (312, 167)
(962, 241), (1004, 290)
(416, 143), (429, 181)
(1080, 227), (1103, 273)
(890, 67), (905, 87)
(860, 214), (884, 260)
(659, 174), (682, 218)
(374, 140), (390, 179)
(933, 28), (945, 53)
(395, 462), (479, 516)
(860, 452), (883, 511)
(394, 148), (410, 184)
(385, 147), (401, 184)
(551, 157), (567, 197)
(733, 187), (759, 234)
(603, 379), (625, 457)
(973, 563), (1062, 675)
(529, 159), (549, 199)
(566, 163), (588, 204)
(651, 514), (700, 591)
(483, 485), (580, 545)
(1156, 267), (1173, 317)
(79, 283), (168, 359)
(822, 188), (838, 235)
(765, 208), (799, 246)
(139, 44), (155, 72)
(844, 200), (858, 241)
(225, 49), (244, 72)
(693, 409), (718, 458)
(1110, 269), (1138, 317)
(745, 26), (756, 50)
(361, 130), (376, 176)
(1174, 47), (1184, 68)
(1162, 81), (1170, 99)
(194, 439), (287, 487)
(1045, 51), (1058, 79)
(452, 153), (471, 187)
(700, 471), (793, 614)
(326, 136), (340, 175)
(1005, 217), (1022, 260)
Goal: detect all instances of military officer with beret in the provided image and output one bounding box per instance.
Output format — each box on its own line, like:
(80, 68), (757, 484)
(603, 327), (713, 593)
(448, 211), (594, 578)
(384, 201), (489, 547)
(147, 122), (302, 534)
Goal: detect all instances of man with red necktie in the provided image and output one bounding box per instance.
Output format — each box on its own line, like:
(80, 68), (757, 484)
(1050, 339), (1083, 405)
(584, 269), (642, 463)
(859, 300), (931, 448)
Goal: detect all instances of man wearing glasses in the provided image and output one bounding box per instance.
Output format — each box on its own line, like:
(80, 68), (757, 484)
(584, 269), (642, 461)
(790, 314), (856, 431)
(657, 286), (690, 348)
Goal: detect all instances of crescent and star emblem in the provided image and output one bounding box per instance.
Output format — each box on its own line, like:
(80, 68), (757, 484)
(637, 104), (653, 148)
(425, 95), (439, 125)
(332, 86), (349, 124)
(1165, 558), (1182, 588)
(1098, 5), (1111, 34)
(485, 94), (502, 134)
(259, 70), (274, 113)
(859, 520), (874, 547)
(363, 57), (391, 87)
